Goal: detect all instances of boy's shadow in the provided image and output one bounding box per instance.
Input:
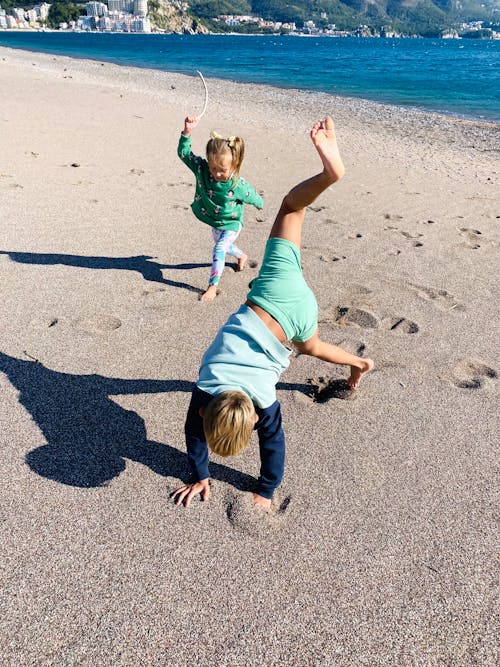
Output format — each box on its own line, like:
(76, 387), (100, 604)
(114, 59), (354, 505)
(0, 351), (255, 491)
(0, 250), (210, 294)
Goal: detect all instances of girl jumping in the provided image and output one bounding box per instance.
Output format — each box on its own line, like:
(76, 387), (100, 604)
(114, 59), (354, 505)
(178, 115), (263, 301)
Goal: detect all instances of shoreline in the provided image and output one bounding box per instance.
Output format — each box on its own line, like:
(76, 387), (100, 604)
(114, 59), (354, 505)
(1, 44), (499, 155)
(1, 37), (499, 125)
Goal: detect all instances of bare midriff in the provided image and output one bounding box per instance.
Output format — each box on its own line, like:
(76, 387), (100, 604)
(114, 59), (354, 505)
(245, 299), (287, 344)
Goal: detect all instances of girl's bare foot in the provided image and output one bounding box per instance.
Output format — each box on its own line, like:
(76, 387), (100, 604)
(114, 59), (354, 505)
(201, 285), (218, 302)
(237, 253), (248, 271)
(310, 117), (345, 183)
(348, 358), (374, 389)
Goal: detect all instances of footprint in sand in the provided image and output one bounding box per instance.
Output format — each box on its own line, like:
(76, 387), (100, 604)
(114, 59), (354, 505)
(130, 168), (145, 176)
(321, 306), (379, 329)
(142, 287), (166, 296)
(308, 205), (327, 213)
(400, 231), (424, 240)
(167, 181), (192, 187)
(337, 338), (368, 357)
(319, 254), (346, 262)
(384, 214), (403, 220)
(30, 316), (59, 330)
(410, 283), (464, 311)
(307, 376), (357, 403)
(73, 315), (122, 333)
(225, 488), (292, 535)
(459, 227), (482, 249)
(323, 306), (419, 335)
(451, 360), (497, 390)
(381, 316), (419, 334)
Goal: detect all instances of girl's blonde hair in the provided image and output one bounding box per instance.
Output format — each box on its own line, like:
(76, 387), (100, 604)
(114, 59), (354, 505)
(206, 133), (245, 183)
(203, 390), (255, 457)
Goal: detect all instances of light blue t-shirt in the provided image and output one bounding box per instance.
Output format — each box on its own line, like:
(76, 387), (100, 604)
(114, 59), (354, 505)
(197, 305), (292, 409)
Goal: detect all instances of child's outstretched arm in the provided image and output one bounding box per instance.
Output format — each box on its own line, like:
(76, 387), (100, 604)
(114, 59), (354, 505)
(171, 387), (212, 507)
(294, 331), (374, 389)
(236, 179), (264, 210)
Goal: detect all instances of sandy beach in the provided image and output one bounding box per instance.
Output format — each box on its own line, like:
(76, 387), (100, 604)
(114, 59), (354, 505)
(0, 46), (498, 666)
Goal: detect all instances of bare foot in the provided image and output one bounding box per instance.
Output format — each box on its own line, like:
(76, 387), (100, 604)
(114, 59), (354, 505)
(200, 285), (218, 302)
(310, 117), (345, 183)
(237, 253), (248, 271)
(252, 493), (271, 509)
(348, 358), (374, 389)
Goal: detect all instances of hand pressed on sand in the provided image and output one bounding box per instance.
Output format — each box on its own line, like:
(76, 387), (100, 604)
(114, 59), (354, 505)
(171, 479), (210, 507)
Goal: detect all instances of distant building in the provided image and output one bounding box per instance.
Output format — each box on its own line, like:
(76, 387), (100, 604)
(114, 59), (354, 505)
(108, 0), (134, 12)
(34, 3), (51, 20)
(86, 1), (108, 17)
(132, 16), (150, 31)
(134, 0), (147, 18)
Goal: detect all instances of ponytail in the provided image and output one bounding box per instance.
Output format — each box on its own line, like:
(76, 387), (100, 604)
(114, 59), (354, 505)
(206, 132), (245, 184)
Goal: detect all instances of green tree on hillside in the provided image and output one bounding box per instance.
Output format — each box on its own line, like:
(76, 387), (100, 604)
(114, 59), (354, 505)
(47, 0), (81, 28)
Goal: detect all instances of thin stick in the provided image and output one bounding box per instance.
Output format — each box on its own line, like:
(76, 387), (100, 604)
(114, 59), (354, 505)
(196, 70), (208, 119)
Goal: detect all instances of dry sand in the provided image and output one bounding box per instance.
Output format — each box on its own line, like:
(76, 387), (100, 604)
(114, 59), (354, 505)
(0, 46), (498, 666)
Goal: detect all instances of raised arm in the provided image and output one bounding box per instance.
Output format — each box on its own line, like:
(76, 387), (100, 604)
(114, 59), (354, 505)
(177, 115), (202, 174)
(236, 178), (264, 210)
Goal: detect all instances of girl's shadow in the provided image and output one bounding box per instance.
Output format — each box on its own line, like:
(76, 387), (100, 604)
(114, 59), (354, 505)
(0, 351), (256, 491)
(0, 250), (210, 294)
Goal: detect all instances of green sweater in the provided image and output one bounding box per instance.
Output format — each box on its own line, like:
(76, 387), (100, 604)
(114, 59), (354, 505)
(177, 134), (263, 232)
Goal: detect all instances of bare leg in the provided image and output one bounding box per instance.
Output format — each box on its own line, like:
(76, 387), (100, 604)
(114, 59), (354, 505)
(270, 117), (345, 249)
(237, 253), (248, 271)
(295, 332), (374, 389)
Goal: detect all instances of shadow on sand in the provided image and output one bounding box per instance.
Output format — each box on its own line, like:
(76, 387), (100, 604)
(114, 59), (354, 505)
(0, 250), (210, 294)
(0, 352), (312, 491)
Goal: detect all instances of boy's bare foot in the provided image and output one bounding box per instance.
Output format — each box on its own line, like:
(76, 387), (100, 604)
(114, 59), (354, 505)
(200, 285), (218, 302)
(252, 493), (271, 509)
(237, 253), (248, 271)
(348, 358), (374, 389)
(310, 117), (345, 183)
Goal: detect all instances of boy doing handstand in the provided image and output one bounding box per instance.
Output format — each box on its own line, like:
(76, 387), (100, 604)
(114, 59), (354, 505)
(172, 118), (374, 509)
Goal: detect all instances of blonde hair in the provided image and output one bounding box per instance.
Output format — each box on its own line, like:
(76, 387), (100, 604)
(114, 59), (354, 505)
(203, 390), (255, 457)
(206, 133), (245, 183)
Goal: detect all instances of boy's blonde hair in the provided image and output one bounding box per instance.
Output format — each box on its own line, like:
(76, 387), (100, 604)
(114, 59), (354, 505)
(203, 390), (255, 457)
(206, 134), (245, 183)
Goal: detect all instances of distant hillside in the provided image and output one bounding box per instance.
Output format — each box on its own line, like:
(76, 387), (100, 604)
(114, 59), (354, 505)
(189, 0), (500, 33)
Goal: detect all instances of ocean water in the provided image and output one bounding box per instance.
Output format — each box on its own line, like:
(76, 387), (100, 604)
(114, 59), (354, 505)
(1, 32), (499, 122)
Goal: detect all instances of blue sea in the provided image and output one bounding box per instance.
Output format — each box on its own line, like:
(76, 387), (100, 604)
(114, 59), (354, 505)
(1, 32), (499, 122)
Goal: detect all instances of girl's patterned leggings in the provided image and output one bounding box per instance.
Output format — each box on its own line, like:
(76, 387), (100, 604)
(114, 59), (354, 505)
(209, 228), (243, 286)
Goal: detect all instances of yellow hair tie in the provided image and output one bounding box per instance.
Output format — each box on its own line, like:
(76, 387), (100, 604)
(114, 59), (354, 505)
(210, 130), (236, 148)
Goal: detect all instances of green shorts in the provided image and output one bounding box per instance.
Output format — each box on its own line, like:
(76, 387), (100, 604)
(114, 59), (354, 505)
(247, 238), (318, 342)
